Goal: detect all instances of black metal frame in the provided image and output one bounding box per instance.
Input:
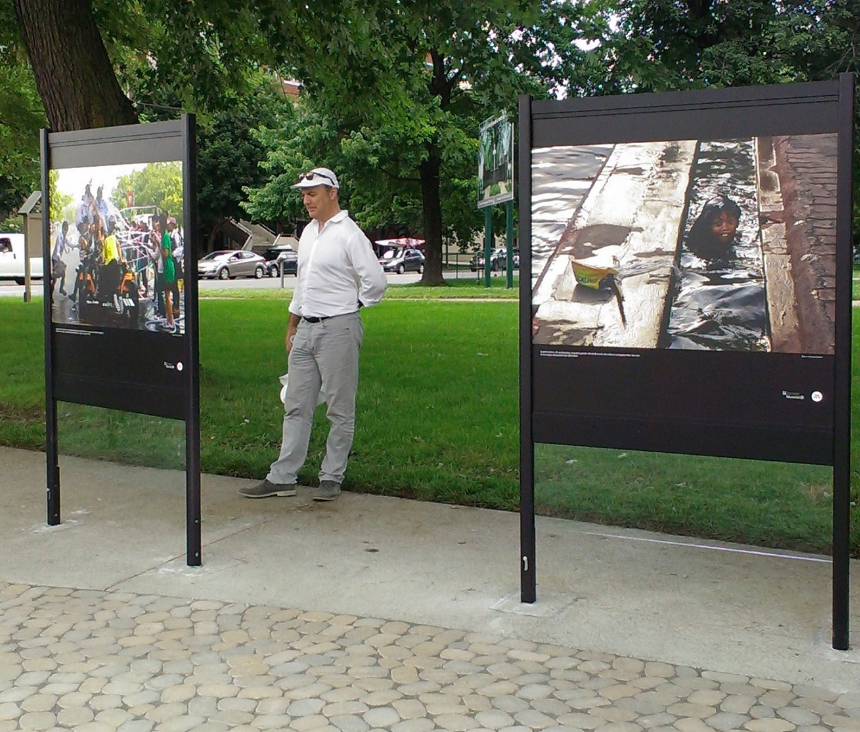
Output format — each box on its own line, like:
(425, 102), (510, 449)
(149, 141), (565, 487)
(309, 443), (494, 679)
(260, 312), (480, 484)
(831, 73), (855, 650)
(519, 95), (536, 603)
(183, 115), (202, 566)
(41, 130), (60, 526)
(519, 77), (853, 648)
(42, 116), (201, 566)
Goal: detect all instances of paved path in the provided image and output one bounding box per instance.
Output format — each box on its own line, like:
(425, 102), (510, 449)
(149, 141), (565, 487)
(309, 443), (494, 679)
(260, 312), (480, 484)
(2, 582), (859, 732)
(0, 447), (858, 731)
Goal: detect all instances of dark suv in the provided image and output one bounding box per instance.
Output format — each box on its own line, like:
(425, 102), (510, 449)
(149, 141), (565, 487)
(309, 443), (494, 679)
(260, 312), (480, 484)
(264, 246), (298, 277)
(471, 248), (519, 272)
(379, 248), (425, 274)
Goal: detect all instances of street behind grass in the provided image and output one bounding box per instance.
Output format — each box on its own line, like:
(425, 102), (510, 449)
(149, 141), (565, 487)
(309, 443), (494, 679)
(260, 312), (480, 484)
(0, 297), (856, 556)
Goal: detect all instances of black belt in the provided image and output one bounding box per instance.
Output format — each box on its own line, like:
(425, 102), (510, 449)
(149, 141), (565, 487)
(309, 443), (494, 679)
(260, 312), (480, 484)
(303, 311), (359, 323)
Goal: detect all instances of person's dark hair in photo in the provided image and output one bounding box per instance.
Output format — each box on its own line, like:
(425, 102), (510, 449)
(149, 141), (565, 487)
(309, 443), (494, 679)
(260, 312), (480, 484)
(686, 194), (743, 261)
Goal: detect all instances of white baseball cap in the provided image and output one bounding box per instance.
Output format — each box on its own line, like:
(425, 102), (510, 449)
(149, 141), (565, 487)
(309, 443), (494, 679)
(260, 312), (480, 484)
(291, 167), (340, 189)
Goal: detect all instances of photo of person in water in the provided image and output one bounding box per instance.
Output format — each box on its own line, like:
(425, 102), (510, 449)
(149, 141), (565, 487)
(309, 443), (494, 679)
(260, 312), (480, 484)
(668, 184), (770, 351)
(684, 194), (743, 261)
(530, 134), (838, 354)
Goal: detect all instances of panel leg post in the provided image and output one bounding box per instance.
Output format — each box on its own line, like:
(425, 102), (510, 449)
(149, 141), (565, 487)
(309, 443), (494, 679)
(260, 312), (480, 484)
(42, 127), (60, 527)
(484, 207), (493, 288)
(47, 456), (60, 526)
(831, 71), (854, 651)
(186, 400), (201, 566)
(185, 334), (202, 566)
(832, 417), (850, 648)
(521, 439), (536, 603)
(832, 466), (849, 649)
(186, 471), (201, 567)
(45, 344), (60, 526)
(506, 200), (514, 289)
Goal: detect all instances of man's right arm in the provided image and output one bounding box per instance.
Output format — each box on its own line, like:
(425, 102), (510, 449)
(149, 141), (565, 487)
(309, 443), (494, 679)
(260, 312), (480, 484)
(286, 313), (301, 353)
(350, 231), (387, 308)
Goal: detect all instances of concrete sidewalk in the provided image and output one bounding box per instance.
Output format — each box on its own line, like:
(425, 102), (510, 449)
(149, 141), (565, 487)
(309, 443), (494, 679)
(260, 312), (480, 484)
(1, 446), (858, 731)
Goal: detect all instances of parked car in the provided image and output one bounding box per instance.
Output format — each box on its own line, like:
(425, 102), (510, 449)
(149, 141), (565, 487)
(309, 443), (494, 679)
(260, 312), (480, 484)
(379, 247), (425, 274)
(263, 246), (298, 277)
(470, 247), (519, 272)
(197, 250), (267, 280)
(0, 233), (43, 284)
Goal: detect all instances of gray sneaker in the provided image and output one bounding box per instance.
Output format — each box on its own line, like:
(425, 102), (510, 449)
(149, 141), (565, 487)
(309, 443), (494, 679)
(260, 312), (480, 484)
(238, 479), (297, 499)
(313, 480), (341, 502)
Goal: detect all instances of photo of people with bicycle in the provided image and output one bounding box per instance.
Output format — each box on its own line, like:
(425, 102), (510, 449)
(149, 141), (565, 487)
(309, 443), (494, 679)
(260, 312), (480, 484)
(51, 162), (185, 334)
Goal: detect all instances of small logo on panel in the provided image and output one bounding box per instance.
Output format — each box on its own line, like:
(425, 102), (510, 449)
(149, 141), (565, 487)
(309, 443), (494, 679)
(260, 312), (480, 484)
(811, 391), (823, 403)
(781, 390), (804, 401)
(163, 361), (176, 370)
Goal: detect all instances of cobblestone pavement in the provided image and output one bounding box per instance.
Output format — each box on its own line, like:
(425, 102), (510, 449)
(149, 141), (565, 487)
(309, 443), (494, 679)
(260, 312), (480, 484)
(2, 583), (858, 732)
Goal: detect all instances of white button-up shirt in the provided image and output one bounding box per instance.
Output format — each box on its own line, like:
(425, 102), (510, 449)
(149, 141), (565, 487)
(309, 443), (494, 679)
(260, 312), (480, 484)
(51, 232), (68, 261)
(289, 210), (387, 319)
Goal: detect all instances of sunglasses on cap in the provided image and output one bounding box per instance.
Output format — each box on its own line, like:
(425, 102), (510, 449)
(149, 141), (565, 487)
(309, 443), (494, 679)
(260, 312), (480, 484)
(298, 170), (337, 186)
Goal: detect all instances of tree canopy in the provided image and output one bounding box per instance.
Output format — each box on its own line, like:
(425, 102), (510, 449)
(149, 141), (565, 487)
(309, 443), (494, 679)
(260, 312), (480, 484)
(4, 0), (858, 253)
(0, 1), (43, 226)
(601, 0), (859, 92)
(0, 63), (42, 227)
(112, 162), (184, 225)
(241, 0), (593, 283)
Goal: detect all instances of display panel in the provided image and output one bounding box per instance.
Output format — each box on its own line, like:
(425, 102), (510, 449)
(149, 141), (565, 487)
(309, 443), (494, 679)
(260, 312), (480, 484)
(46, 121), (192, 420)
(524, 81), (849, 465)
(478, 114), (515, 208)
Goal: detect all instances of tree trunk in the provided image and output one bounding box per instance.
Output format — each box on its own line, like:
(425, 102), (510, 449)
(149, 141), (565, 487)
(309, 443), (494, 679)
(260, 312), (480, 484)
(418, 145), (445, 286)
(206, 218), (230, 254)
(14, 0), (138, 131)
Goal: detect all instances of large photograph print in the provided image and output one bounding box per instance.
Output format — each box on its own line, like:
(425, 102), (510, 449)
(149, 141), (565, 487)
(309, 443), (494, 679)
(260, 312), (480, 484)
(51, 161), (185, 334)
(525, 80), (850, 466)
(531, 135), (837, 355)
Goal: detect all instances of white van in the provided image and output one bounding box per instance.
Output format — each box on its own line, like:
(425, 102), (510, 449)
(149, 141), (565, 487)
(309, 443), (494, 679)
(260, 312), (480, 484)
(0, 233), (44, 284)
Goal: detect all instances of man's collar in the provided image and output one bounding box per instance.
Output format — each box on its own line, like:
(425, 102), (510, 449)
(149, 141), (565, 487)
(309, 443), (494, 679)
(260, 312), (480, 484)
(315, 209), (349, 229)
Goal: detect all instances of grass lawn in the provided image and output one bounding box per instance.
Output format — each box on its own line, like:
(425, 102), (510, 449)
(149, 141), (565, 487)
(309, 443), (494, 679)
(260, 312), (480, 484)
(0, 294), (857, 556)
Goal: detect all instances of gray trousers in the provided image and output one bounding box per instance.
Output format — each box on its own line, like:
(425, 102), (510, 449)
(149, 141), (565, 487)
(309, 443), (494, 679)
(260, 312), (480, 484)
(267, 312), (363, 485)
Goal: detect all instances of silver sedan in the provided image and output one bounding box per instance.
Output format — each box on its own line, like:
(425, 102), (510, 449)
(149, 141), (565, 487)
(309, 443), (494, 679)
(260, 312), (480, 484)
(198, 250), (268, 280)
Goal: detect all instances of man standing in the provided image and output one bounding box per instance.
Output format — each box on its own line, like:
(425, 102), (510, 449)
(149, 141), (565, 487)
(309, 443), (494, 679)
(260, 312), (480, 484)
(166, 216), (183, 317)
(101, 217), (124, 310)
(75, 184), (94, 238)
(240, 168), (387, 502)
(51, 221), (69, 296)
(94, 185), (110, 229)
